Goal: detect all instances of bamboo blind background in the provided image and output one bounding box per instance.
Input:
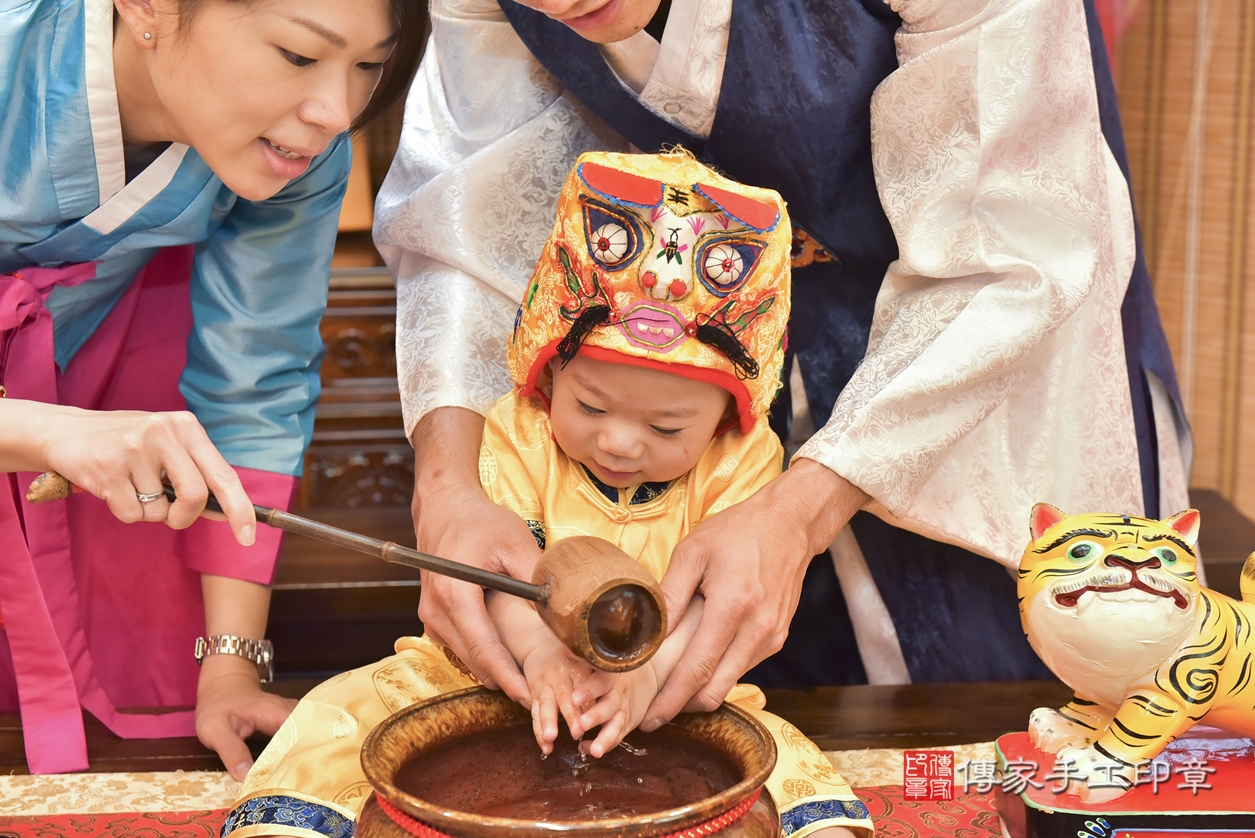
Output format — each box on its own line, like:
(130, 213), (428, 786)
(1117, 0), (1255, 518)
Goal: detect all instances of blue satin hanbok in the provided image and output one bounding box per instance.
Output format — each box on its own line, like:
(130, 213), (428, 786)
(0, 0), (350, 773)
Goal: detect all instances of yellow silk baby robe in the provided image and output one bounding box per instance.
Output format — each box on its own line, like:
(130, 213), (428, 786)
(223, 392), (872, 838)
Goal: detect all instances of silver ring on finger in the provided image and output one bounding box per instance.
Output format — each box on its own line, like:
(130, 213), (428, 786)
(136, 489), (164, 503)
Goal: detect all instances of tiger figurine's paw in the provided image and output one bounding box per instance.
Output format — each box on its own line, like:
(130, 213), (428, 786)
(1054, 745), (1135, 803)
(1028, 707), (1094, 754)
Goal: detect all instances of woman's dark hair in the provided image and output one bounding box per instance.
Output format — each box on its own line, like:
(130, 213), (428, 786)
(350, 0), (425, 132)
(174, 0), (427, 133)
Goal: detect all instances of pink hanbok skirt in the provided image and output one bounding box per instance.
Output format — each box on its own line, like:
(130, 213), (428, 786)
(0, 247), (295, 773)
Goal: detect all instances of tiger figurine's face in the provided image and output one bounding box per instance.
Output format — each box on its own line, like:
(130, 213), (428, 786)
(1016, 503), (1255, 804)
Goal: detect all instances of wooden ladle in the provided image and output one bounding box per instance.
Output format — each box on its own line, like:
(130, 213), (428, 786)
(26, 472), (666, 672)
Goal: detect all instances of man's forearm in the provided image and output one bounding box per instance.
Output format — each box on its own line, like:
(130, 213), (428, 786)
(411, 406), (486, 494)
(774, 458), (870, 556)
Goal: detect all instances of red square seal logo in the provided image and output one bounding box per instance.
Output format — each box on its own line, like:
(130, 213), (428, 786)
(903, 750), (954, 801)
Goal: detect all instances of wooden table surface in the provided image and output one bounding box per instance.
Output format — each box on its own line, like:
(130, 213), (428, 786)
(0, 679), (1073, 775)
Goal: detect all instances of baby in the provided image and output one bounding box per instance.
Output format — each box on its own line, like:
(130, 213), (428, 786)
(222, 152), (869, 838)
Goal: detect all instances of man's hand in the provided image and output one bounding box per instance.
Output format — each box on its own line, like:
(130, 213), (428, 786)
(411, 407), (541, 703)
(641, 459), (868, 729)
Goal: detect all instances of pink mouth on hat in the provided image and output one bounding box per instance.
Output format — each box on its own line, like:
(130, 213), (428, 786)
(618, 301), (688, 352)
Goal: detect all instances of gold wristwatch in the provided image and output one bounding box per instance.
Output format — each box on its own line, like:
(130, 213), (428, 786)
(194, 635), (275, 683)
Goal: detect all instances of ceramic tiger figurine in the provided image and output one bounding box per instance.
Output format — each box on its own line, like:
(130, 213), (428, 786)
(1018, 503), (1255, 802)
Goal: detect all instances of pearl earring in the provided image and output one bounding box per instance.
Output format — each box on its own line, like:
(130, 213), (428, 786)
(143, 31), (152, 40)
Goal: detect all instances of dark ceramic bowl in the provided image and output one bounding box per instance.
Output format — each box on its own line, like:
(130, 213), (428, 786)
(358, 686), (778, 838)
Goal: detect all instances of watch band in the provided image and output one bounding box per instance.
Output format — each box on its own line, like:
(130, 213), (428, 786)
(195, 635), (275, 684)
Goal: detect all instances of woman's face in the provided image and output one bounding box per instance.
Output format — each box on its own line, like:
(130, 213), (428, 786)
(510, 0), (661, 44)
(124, 0), (394, 200)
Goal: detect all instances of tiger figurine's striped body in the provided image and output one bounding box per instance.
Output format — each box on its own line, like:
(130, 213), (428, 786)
(1018, 504), (1255, 802)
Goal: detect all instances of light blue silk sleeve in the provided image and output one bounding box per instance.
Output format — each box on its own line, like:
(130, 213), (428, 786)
(181, 134), (352, 477)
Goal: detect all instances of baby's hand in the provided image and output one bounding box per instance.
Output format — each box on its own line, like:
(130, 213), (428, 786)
(569, 665), (659, 758)
(522, 633), (597, 754)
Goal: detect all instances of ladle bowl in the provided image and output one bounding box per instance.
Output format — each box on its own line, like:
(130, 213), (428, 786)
(532, 536), (666, 672)
(357, 687), (779, 838)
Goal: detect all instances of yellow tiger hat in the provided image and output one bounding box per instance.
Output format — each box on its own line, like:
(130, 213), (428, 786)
(508, 150), (792, 433)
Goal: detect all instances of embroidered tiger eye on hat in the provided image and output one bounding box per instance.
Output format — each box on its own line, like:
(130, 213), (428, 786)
(509, 150), (792, 433)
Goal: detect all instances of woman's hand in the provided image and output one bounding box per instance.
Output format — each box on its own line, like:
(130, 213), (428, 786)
(1, 399), (256, 545)
(641, 460), (869, 729)
(411, 407), (542, 704)
(195, 654), (296, 781)
(196, 575), (292, 781)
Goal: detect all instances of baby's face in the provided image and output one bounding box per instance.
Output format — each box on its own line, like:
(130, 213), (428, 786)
(549, 354), (730, 488)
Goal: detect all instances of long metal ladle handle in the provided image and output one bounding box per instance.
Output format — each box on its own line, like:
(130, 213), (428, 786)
(28, 471), (662, 671)
(24, 472), (541, 600)
(166, 486), (546, 603)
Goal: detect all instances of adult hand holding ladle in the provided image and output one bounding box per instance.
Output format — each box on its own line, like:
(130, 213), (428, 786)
(27, 472), (666, 672)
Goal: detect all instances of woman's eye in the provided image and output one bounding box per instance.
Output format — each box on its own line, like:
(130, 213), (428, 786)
(651, 426), (681, 437)
(281, 49), (316, 67)
(357, 61), (385, 72)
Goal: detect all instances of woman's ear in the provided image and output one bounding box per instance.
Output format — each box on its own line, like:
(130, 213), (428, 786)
(113, 0), (165, 49)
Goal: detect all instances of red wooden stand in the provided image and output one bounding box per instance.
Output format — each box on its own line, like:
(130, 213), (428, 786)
(994, 731), (1255, 836)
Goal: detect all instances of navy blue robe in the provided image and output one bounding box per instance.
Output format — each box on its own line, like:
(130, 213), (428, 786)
(499, 0), (1179, 684)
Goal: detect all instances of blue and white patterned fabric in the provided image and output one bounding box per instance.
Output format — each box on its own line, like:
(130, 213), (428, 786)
(2, 0), (350, 476)
(779, 797), (871, 836)
(580, 465), (671, 506)
(220, 794), (355, 838)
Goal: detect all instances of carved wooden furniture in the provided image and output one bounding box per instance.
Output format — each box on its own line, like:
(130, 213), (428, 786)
(268, 266), (423, 679)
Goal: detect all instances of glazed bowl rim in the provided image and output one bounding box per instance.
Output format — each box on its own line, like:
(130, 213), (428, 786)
(360, 685), (777, 836)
